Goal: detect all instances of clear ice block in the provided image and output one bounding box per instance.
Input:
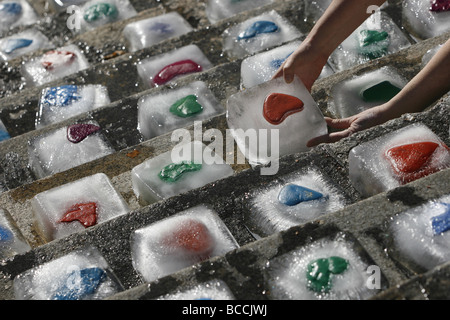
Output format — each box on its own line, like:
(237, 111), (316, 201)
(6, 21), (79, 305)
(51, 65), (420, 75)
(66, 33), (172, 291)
(36, 84), (110, 129)
(158, 280), (235, 300)
(0, 208), (31, 259)
(131, 141), (234, 203)
(403, 0), (450, 40)
(222, 10), (302, 59)
(240, 40), (334, 89)
(0, 29), (53, 61)
(245, 168), (347, 238)
(0, 0), (38, 33)
(329, 11), (411, 72)
(137, 81), (224, 140)
(28, 121), (115, 179)
(123, 12), (193, 52)
(131, 205), (239, 283)
(226, 75), (327, 167)
(349, 123), (450, 197)
(391, 194), (450, 270)
(21, 44), (90, 87)
(31, 173), (129, 241)
(266, 234), (376, 300)
(76, 0), (137, 33)
(13, 246), (123, 300)
(205, 0), (275, 24)
(137, 44), (213, 88)
(328, 66), (407, 118)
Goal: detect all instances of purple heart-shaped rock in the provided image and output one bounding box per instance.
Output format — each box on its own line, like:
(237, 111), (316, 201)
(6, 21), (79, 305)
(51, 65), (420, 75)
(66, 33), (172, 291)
(67, 124), (101, 143)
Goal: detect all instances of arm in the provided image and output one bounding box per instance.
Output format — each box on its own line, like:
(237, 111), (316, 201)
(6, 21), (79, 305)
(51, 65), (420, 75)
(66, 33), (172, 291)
(307, 38), (450, 147)
(272, 0), (386, 91)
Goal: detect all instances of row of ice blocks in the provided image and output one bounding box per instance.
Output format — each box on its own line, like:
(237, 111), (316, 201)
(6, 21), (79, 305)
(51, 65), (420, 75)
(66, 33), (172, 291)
(137, 81), (224, 140)
(240, 40), (334, 89)
(266, 233), (378, 299)
(226, 76), (327, 167)
(349, 123), (450, 197)
(14, 205), (238, 300)
(403, 0), (450, 40)
(328, 66), (407, 118)
(245, 168), (347, 238)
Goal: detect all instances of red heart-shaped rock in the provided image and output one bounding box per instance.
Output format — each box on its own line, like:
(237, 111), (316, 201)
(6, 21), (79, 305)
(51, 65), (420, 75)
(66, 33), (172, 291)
(59, 202), (97, 228)
(263, 93), (304, 125)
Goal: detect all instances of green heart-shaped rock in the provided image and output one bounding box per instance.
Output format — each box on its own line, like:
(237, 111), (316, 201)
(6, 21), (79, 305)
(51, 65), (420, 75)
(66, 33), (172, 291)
(169, 95), (204, 118)
(306, 256), (349, 293)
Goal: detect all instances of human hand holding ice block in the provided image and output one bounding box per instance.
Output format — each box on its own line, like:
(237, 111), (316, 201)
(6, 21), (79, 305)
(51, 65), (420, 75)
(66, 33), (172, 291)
(137, 81), (224, 140)
(31, 173), (129, 241)
(123, 12), (193, 52)
(205, 0), (274, 24)
(222, 10), (302, 59)
(240, 40), (334, 89)
(226, 75), (327, 168)
(137, 45), (213, 88)
(131, 205), (239, 283)
(28, 121), (115, 179)
(13, 246), (123, 300)
(131, 141), (234, 204)
(21, 44), (89, 87)
(349, 123), (450, 197)
(36, 84), (110, 129)
(403, 0), (450, 40)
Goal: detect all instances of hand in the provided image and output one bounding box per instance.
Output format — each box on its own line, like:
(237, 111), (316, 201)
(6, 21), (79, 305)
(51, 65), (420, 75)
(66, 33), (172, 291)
(271, 40), (329, 92)
(307, 105), (390, 147)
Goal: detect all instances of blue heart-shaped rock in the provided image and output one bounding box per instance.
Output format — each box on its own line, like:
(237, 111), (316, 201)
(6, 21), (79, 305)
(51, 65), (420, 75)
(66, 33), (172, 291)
(278, 184), (324, 206)
(237, 20), (279, 40)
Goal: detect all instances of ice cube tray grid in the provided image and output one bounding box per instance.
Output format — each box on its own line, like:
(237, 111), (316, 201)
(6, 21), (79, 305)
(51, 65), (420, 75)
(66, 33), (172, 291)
(0, 0), (449, 300)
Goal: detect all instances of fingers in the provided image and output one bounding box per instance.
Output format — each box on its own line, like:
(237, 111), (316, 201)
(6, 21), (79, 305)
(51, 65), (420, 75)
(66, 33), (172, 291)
(325, 117), (354, 129)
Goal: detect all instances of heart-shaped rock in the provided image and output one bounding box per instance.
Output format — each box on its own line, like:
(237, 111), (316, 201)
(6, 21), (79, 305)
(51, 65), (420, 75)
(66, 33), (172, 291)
(153, 60), (202, 86)
(67, 123), (101, 143)
(59, 202), (97, 228)
(263, 93), (304, 125)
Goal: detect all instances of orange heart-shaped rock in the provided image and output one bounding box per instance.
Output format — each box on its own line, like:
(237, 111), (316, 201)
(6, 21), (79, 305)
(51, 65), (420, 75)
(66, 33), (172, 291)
(263, 93), (304, 125)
